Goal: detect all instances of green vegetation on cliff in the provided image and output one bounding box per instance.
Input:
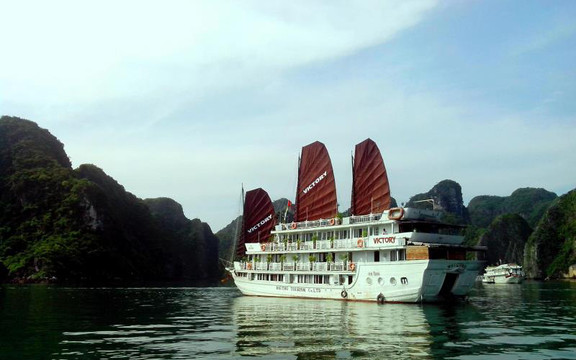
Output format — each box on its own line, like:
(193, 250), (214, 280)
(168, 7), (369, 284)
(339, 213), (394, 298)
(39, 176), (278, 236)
(477, 214), (532, 266)
(0, 116), (219, 283)
(468, 188), (556, 228)
(524, 190), (576, 279)
(0, 117), (101, 280)
(145, 197), (219, 280)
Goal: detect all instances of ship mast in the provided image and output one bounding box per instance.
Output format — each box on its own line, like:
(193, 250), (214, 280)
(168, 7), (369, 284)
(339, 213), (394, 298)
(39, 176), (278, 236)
(229, 184), (244, 263)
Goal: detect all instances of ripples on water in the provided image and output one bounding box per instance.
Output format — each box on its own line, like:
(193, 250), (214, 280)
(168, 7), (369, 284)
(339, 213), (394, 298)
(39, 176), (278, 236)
(1, 282), (576, 359)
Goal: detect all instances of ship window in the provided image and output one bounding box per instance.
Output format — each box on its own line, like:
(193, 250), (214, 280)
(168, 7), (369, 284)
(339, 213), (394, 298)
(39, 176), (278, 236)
(348, 276), (353, 285)
(374, 251), (380, 262)
(399, 250), (406, 261)
(390, 250), (398, 262)
(401, 277), (408, 285)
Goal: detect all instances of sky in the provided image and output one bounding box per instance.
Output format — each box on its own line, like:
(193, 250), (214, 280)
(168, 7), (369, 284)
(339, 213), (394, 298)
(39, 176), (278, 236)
(1, 0), (575, 231)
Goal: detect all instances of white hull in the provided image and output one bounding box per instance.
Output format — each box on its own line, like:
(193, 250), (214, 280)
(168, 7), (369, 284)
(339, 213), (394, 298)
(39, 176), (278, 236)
(230, 259), (482, 303)
(482, 274), (524, 284)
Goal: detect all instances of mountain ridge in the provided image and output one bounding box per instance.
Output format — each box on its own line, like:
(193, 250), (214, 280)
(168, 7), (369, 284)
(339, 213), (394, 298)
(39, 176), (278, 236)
(0, 116), (220, 283)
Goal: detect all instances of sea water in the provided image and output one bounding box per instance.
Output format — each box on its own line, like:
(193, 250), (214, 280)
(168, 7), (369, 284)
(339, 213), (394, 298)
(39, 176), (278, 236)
(1, 281), (575, 359)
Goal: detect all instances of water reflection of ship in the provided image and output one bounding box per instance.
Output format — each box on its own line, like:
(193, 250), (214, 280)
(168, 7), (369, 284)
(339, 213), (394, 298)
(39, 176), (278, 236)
(232, 296), (435, 358)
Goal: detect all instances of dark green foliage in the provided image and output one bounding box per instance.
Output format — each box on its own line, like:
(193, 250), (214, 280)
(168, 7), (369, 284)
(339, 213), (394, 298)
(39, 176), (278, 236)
(469, 188), (556, 228)
(0, 116), (98, 280)
(477, 214), (532, 266)
(524, 190), (576, 279)
(145, 198), (220, 280)
(216, 215), (241, 263)
(467, 188), (559, 277)
(467, 196), (506, 228)
(463, 225), (486, 247)
(0, 116), (219, 283)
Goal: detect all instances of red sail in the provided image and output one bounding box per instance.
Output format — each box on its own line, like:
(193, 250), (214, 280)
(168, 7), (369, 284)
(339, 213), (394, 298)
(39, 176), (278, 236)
(237, 188), (275, 258)
(351, 138), (391, 215)
(295, 141), (338, 222)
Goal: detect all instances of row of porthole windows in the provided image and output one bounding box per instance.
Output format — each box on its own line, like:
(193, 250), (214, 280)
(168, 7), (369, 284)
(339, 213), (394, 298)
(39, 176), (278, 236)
(366, 277), (408, 286)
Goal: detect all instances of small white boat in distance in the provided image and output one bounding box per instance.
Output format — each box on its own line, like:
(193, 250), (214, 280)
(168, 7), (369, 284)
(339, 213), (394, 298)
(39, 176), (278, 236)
(482, 263), (525, 284)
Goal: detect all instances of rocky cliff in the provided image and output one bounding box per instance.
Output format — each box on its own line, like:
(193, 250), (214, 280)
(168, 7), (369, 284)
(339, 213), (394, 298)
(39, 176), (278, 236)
(145, 197), (219, 280)
(0, 116), (219, 283)
(524, 189), (576, 279)
(477, 214), (532, 266)
(406, 180), (469, 224)
(468, 188), (557, 228)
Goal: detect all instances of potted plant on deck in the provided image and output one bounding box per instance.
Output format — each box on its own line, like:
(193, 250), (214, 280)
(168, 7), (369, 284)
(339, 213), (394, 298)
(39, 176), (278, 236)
(309, 255), (317, 270)
(292, 255), (299, 270)
(326, 253), (333, 270)
(339, 253), (348, 271)
(266, 254), (273, 270)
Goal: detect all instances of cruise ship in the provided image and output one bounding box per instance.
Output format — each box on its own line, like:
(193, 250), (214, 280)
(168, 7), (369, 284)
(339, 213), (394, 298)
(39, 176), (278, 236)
(227, 139), (485, 303)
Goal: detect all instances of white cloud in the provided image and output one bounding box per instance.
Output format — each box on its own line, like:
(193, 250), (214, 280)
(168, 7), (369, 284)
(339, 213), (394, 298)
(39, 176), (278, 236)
(0, 0), (437, 105)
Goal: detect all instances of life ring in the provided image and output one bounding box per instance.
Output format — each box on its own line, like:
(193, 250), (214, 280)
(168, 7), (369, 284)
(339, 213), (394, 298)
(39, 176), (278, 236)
(329, 218), (335, 226)
(290, 222), (297, 229)
(261, 244), (266, 251)
(357, 238), (364, 248)
(247, 263), (252, 270)
(377, 293), (385, 304)
(349, 262), (356, 271)
(341, 290), (348, 298)
(388, 207), (405, 220)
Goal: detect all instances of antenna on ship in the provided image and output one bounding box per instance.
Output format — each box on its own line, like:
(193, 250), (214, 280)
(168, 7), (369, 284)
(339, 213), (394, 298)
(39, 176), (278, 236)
(413, 198), (438, 210)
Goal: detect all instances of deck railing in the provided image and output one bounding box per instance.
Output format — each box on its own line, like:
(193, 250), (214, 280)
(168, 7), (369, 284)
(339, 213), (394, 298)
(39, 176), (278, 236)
(277, 214), (381, 230)
(236, 261), (352, 272)
(349, 213), (382, 224)
(260, 238), (367, 253)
